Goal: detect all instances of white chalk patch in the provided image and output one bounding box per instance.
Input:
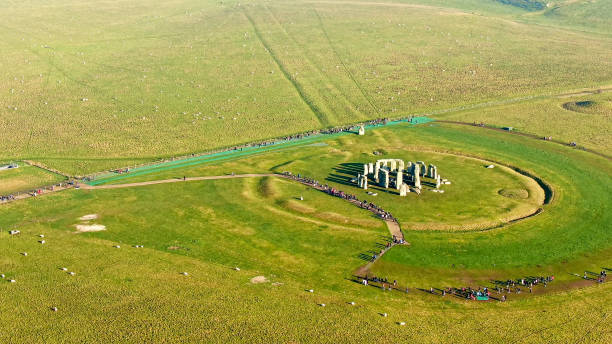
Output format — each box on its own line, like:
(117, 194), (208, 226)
(75, 224), (106, 232)
(78, 214), (98, 221)
(250, 276), (268, 284)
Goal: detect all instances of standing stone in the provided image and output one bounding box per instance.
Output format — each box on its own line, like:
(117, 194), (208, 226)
(357, 173), (362, 187)
(363, 176), (368, 190)
(374, 162), (381, 182)
(379, 169), (389, 188)
(390, 160), (397, 172)
(435, 174), (441, 189)
(397, 160), (405, 172)
(418, 162), (427, 176)
(413, 164), (421, 188)
(399, 183), (409, 196)
(396, 170), (403, 189)
(363, 164), (368, 176)
(358, 125), (365, 136)
(368, 163), (374, 174)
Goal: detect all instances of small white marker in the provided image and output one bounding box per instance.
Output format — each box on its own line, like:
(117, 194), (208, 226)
(399, 322), (406, 326)
(69, 272), (75, 276)
(382, 313), (388, 317)
(21, 252), (28, 256)
(9, 279), (16, 283)
(349, 301), (355, 305)
(234, 267), (240, 271)
(181, 272), (189, 276)
(308, 289), (314, 293)
(319, 303), (325, 307)
(60, 267), (68, 271)
(51, 307), (58, 312)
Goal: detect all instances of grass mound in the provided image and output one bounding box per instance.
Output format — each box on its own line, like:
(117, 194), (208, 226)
(498, 188), (529, 199)
(562, 100), (612, 115)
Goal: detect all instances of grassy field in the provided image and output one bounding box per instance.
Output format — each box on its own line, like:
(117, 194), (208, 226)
(1, 0), (611, 342)
(435, 91), (612, 152)
(1, 123), (610, 342)
(0, 163), (65, 195)
(0, 0), (610, 174)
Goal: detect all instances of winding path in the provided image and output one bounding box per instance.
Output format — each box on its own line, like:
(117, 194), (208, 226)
(80, 172), (406, 242)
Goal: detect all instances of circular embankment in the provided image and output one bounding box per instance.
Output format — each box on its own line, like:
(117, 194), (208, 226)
(337, 150), (552, 232)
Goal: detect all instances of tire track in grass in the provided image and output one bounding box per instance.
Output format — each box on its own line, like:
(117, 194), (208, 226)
(263, 5), (367, 122)
(243, 9), (331, 127)
(312, 7), (380, 116)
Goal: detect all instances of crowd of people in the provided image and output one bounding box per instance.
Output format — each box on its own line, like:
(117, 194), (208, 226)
(0, 181), (75, 204)
(442, 287), (492, 301)
(282, 172), (398, 222)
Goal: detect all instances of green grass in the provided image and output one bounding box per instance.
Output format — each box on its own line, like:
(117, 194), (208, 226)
(0, 163), (65, 195)
(0, 0), (610, 174)
(1, 123), (610, 342)
(434, 91), (612, 153)
(0, 0), (611, 341)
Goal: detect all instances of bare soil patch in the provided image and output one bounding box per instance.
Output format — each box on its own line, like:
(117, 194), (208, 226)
(78, 214), (98, 221)
(75, 224), (106, 232)
(250, 276), (269, 284)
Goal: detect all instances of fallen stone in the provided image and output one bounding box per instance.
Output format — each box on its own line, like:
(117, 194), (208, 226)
(9, 279), (16, 283)
(9, 230), (20, 235)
